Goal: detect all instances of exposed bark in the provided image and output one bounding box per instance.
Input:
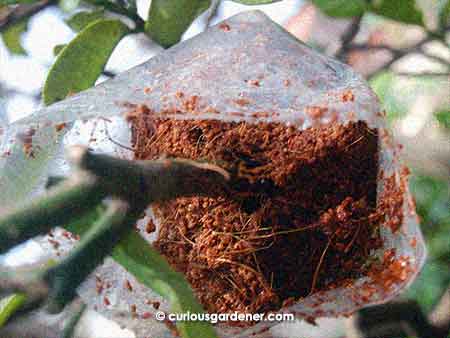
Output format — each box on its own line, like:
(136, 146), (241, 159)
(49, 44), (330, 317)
(0, 1), (54, 33)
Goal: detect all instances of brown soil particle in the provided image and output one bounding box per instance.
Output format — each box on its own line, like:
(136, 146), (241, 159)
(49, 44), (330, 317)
(128, 109), (385, 316)
(17, 127), (36, 158)
(219, 23), (231, 32)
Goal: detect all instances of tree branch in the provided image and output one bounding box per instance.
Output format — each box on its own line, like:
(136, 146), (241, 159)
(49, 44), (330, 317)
(69, 146), (231, 204)
(101, 70), (117, 78)
(205, 0), (221, 28)
(44, 199), (130, 313)
(61, 301), (86, 338)
(333, 19), (450, 80)
(346, 42), (450, 69)
(365, 34), (443, 80)
(0, 146), (230, 256)
(419, 47), (450, 68)
(335, 16), (363, 61)
(0, 174), (105, 254)
(0, 1), (55, 33)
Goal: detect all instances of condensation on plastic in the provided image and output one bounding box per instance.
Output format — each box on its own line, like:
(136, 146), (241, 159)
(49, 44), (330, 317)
(0, 11), (426, 338)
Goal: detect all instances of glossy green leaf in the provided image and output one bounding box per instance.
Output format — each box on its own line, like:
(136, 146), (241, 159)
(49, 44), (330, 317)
(0, 293), (26, 327)
(66, 217), (217, 338)
(65, 10), (105, 32)
(230, 0), (281, 4)
(370, 0), (424, 26)
(113, 232), (218, 338)
(1, 20), (28, 55)
(43, 19), (129, 105)
(312, 0), (367, 17)
(440, 0), (450, 29)
(145, 0), (211, 48)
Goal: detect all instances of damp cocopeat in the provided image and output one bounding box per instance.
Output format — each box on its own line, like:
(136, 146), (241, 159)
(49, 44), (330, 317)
(127, 105), (388, 323)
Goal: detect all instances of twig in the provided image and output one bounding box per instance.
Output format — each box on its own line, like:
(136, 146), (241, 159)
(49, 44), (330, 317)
(0, 174), (105, 254)
(101, 70), (117, 78)
(394, 71), (450, 77)
(61, 301), (86, 338)
(0, 146), (231, 317)
(0, 1), (55, 33)
(45, 176), (65, 189)
(365, 34), (441, 80)
(335, 16), (363, 61)
(333, 18), (450, 80)
(69, 146), (231, 203)
(0, 146), (230, 255)
(44, 199), (130, 313)
(205, 0), (221, 28)
(346, 42), (450, 69)
(419, 47), (450, 68)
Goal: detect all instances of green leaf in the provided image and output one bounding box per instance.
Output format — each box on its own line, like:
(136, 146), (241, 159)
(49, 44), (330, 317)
(113, 232), (218, 338)
(65, 10), (105, 32)
(370, 0), (424, 26)
(53, 43), (67, 56)
(440, 0), (450, 29)
(1, 20), (28, 55)
(0, 294), (26, 327)
(435, 110), (450, 129)
(145, 0), (211, 48)
(43, 19), (129, 105)
(66, 218), (218, 338)
(63, 201), (217, 338)
(311, 0), (367, 17)
(230, 0), (282, 4)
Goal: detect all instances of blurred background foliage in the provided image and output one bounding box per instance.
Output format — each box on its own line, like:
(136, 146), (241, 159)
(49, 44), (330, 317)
(283, 2), (450, 325)
(408, 174), (449, 314)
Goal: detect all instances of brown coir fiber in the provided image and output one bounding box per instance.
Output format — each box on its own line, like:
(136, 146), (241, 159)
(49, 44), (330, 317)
(128, 107), (384, 316)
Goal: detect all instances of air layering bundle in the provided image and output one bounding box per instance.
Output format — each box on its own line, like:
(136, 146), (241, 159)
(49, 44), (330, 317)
(0, 11), (426, 338)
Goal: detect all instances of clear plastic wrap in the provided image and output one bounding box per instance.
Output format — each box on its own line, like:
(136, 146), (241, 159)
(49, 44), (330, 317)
(0, 10), (426, 338)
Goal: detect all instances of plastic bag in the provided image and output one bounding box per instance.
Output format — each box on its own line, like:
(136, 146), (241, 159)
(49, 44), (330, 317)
(0, 11), (426, 338)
